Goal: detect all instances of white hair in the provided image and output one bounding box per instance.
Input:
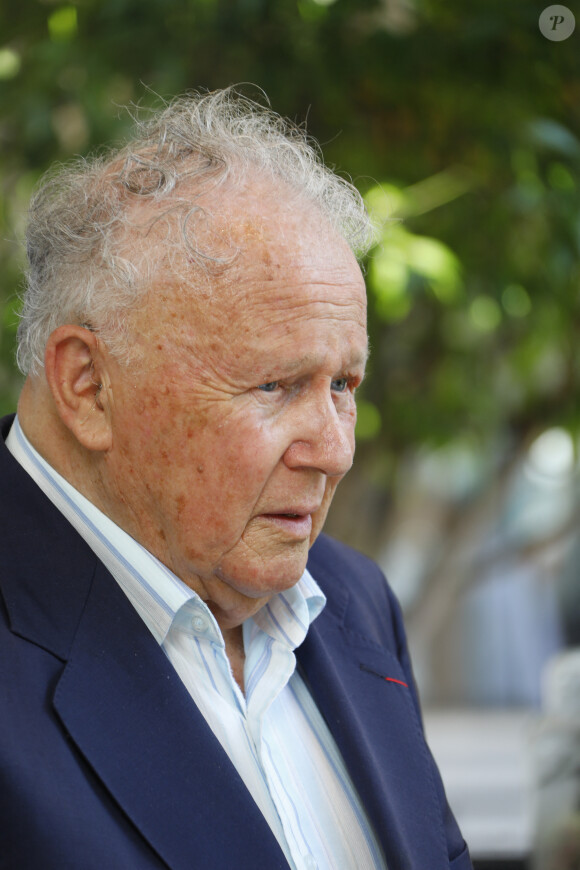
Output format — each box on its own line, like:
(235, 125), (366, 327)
(17, 86), (375, 375)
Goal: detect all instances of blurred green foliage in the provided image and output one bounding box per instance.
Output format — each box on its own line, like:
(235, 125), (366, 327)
(1, 0), (579, 475)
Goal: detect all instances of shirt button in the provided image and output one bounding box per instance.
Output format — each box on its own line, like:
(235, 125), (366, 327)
(303, 856), (318, 870)
(191, 614), (208, 633)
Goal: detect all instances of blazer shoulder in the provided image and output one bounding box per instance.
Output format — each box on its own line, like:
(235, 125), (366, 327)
(308, 532), (387, 590)
(307, 533), (406, 655)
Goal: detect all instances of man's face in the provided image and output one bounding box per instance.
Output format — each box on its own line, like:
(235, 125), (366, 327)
(100, 186), (368, 626)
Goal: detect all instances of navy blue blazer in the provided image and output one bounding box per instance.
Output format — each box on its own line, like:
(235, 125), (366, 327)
(0, 415), (471, 869)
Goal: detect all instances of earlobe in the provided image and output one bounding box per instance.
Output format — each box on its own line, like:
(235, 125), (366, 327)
(44, 325), (112, 452)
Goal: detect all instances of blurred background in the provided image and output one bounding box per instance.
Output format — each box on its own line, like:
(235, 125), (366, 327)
(1, 1), (579, 866)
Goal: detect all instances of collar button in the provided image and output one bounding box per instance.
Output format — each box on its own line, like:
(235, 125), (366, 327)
(191, 614), (208, 633)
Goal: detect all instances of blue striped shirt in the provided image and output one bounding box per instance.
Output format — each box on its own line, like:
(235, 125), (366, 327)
(7, 416), (386, 870)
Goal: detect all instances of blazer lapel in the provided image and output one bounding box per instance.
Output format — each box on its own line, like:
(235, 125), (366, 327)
(52, 562), (289, 870)
(297, 591), (449, 869)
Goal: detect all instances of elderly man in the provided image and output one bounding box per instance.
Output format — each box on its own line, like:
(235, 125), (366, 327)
(0, 89), (471, 869)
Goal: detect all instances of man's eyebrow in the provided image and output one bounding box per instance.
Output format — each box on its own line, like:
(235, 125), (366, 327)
(352, 344), (370, 369)
(270, 345), (369, 376)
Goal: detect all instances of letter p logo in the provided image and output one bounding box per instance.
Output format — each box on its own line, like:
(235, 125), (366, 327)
(539, 5), (576, 40)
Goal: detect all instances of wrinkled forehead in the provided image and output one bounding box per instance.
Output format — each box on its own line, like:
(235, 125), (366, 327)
(121, 172), (366, 343)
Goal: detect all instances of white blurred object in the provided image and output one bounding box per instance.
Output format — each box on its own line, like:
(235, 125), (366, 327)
(542, 649), (580, 717)
(424, 709), (536, 859)
(530, 650), (580, 866)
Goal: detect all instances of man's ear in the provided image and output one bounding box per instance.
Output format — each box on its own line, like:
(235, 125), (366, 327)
(44, 325), (112, 451)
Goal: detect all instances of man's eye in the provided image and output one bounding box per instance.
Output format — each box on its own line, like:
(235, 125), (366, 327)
(257, 381), (279, 392)
(331, 378), (348, 393)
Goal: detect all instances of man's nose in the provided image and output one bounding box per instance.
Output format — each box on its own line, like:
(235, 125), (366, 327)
(283, 393), (355, 477)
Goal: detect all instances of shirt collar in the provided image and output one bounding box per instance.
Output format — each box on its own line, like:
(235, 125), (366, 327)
(6, 415), (326, 647)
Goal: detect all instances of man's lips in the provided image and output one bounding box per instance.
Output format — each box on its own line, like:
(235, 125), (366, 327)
(258, 508), (319, 538)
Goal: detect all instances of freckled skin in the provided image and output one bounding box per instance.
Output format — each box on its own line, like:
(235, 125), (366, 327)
(22, 178), (368, 652)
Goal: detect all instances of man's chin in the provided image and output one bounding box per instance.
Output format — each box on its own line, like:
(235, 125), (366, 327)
(219, 545), (310, 600)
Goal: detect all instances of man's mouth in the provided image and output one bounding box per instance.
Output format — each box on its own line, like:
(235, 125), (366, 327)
(260, 511), (314, 539)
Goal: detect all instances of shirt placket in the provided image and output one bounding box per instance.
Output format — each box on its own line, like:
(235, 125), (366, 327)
(244, 626), (319, 870)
